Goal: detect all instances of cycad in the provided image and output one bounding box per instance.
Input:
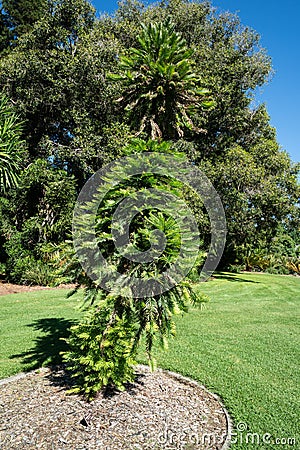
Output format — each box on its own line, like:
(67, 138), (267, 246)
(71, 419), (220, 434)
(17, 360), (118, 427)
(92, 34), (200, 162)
(0, 95), (22, 192)
(109, 20), (214, 140)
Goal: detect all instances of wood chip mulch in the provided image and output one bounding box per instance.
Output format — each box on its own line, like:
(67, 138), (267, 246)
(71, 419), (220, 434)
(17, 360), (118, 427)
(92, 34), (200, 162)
(0, 282), (76, 296)
(0, 365), (231, 450)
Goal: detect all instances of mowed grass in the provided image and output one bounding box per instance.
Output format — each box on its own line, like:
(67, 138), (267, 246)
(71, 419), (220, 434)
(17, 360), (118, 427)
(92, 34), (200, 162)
(0, 288), (81, 378)
(138, 272), (300, 449)
(0, 273), (299, 449)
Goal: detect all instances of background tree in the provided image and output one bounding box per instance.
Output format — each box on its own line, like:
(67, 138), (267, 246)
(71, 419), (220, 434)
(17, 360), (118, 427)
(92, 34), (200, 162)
(198, 141), (300, 266)
(0, 0), (122, 283)
(0, 7), (11, 53)
(0, 0), (118, 185)
(0, 0), (48, 49)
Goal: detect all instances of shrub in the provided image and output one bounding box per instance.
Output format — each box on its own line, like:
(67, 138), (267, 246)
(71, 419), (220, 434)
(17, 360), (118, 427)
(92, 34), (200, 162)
(0, 159), (77, 283)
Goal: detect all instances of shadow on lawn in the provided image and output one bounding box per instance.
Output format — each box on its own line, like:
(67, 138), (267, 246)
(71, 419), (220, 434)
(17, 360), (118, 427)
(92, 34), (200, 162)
(10, 317), (76, 371)
(9, 317), (146, 397)
(212, 272), (259, 283)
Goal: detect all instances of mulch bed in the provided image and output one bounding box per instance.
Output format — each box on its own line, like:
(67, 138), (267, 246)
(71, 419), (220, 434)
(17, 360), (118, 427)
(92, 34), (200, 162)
(0, 284), (231, 448)
(0, 282), (75, 296)
(0, 365), (231, 449)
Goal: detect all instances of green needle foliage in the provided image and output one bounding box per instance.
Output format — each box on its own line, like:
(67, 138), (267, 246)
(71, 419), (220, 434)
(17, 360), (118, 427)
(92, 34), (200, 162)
(62, 140), (208, 399)
(109, 20), (214, 140)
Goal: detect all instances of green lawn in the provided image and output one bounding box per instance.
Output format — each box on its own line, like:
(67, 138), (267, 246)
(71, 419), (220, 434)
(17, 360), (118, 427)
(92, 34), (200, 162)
(0, 273), (299, 449)
(0, 288), (81, 378)
(138, 272), (299, 449)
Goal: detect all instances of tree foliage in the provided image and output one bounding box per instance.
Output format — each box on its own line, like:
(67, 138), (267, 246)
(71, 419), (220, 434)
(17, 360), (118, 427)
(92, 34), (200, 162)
(1, 158), (77, 283)
(2, 0), (48, 38)
(199, 141), (300, 265)
(0, 0), (107, 184)
(62, 140), (207, 398)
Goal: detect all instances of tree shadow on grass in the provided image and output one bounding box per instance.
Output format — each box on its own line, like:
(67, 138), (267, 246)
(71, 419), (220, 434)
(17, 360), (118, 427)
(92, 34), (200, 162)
(212, 272), (260, 283)
(9, 317), (146, 398)
(10, 317), (77, 371)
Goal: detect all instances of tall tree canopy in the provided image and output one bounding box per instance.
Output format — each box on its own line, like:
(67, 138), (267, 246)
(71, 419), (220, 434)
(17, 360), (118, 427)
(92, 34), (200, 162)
(0, 0), (48, 51)
(0, 0), (274, 164)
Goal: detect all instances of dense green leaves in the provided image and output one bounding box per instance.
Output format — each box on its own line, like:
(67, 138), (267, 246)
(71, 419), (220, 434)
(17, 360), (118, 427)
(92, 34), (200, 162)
(1, 159), (77, 283)
(0, 0), (110, 184)
(2, 0), (48, 39)
(0, 0), (48, 54)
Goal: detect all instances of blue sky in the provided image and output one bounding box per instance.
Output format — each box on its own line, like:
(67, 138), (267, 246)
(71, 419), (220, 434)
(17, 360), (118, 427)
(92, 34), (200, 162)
(92, 0), (300, 164)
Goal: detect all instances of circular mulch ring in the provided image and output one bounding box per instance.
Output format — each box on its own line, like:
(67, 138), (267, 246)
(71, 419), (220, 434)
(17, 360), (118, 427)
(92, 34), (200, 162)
(0, 365), (231, 449)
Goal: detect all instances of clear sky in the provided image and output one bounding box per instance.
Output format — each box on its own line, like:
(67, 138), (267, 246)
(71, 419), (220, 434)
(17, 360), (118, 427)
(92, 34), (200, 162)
(92, 0), (300, 164)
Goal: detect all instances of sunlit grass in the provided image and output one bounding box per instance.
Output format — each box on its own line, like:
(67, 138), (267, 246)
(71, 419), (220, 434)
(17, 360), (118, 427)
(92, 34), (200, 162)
(0, 288), (81, 378)
(138, 272), (300, 449)
(0, 273), (299, 449)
